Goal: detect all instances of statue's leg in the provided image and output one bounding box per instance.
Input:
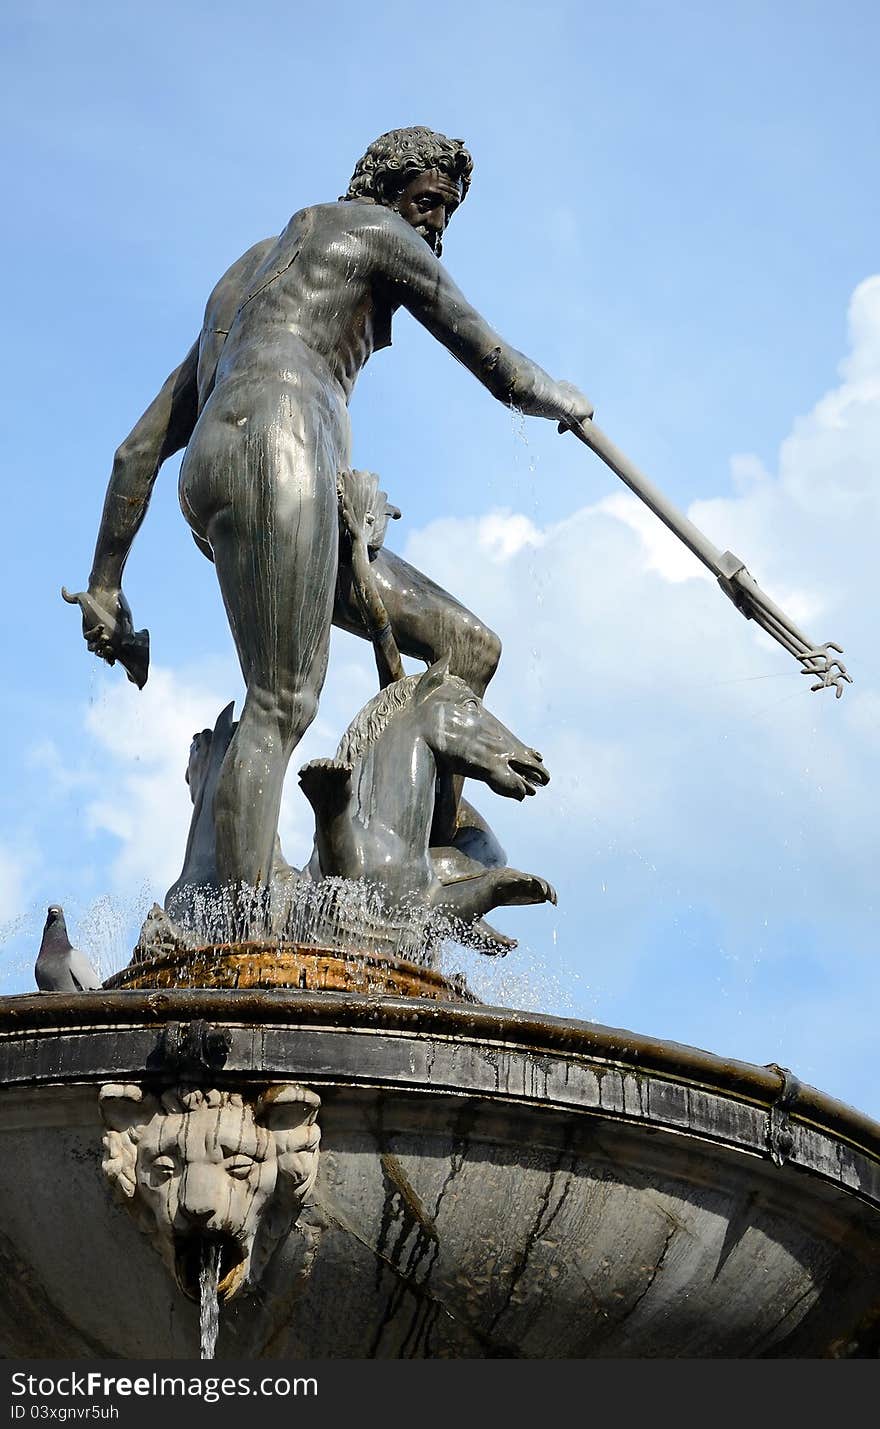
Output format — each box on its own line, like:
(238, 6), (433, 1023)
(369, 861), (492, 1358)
(334, 549), (501, 696)
(202, 413), (339, 893)
(335, 548), (502, 845)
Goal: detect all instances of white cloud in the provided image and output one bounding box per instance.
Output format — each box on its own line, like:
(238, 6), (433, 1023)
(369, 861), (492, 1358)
(83, 662), (236, 892)
(78, 648), (387, 893)
(841, 276), (880, 383)
(590, 492), (710, 584)
(400, 276), (880, 1104)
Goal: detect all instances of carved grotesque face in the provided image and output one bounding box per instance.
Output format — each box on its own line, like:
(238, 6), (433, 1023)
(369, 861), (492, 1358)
(100, 1084), (321, 1301)
(392, 168), (461, 256)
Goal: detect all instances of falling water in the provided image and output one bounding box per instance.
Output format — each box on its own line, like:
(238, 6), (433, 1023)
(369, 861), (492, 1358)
(0, 889), (155, 993)
(167, 874), (505, 968)
(199, 1240), (221, 1360)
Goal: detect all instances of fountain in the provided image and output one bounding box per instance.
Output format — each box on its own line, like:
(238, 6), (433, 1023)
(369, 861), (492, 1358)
(1, 126), (876, 1360)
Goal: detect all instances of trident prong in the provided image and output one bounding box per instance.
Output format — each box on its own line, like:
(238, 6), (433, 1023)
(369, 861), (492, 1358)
(798, 645), (853, 699)
(562, 420), (853, 699)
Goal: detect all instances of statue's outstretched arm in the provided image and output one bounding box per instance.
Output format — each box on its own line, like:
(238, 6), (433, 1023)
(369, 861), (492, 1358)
(381, 222), (593, 428)
(63, 341), (199, 688)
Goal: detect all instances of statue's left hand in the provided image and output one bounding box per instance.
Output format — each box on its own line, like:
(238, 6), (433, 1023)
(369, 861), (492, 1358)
(337, 469), (400, 554)
(61, 584), (150, 689)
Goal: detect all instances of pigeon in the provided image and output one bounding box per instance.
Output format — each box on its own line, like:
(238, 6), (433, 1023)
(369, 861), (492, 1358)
(35, 906), (102, 992)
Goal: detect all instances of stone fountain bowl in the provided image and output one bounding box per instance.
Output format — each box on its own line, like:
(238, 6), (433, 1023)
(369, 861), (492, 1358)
(0, 988), (878, 1358)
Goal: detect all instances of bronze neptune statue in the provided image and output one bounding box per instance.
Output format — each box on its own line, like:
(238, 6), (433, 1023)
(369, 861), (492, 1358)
(65, 126), (849, 933)
(65, 127), (592, 899)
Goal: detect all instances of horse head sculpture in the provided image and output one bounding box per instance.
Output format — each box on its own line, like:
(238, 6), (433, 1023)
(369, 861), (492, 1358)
(299, 657), (556, 942)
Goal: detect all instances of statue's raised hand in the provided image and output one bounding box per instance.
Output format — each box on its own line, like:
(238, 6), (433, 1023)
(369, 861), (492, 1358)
(61, 584), (150, 689)
(554, 381), (594, 433)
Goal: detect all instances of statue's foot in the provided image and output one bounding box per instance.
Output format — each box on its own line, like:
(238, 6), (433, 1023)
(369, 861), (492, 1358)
(493, 870), (557, 909)
(430, 863), (556, 931)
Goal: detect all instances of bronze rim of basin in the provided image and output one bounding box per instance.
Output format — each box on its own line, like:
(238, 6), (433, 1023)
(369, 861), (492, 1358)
(3, 986), (880, 1167)
(101, 942), (478, 1003)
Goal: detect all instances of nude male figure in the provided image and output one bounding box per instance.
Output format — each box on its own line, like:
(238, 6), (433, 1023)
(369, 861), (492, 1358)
(73, 127), (593, 891)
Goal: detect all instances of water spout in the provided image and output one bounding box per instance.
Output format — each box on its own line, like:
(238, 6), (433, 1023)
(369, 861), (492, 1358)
(165, 875), (485, 965)
(198, 1239), (221, 1360)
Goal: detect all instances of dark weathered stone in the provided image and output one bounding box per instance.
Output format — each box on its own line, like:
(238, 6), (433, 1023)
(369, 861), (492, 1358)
(1, 991), (878, 1358)
(300, 657), (555, 928)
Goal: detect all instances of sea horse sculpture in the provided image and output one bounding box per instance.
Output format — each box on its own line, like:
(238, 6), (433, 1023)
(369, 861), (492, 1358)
(298, 657), (556, 938)
(164, 470), (554, 949)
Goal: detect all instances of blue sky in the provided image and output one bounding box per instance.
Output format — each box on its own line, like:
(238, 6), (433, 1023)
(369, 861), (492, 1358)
(1, 2), (878, 1115)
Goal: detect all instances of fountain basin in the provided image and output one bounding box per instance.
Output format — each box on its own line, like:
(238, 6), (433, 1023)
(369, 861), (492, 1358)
(0, 989), (878, 1358)
(105, 940), (475, 1001)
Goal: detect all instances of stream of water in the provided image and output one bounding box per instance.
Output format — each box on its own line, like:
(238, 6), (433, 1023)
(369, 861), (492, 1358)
(199, 1240), (221, 1360)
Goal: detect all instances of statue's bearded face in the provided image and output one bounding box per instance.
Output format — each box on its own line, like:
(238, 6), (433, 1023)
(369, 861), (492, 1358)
(392, 169), (462, 257)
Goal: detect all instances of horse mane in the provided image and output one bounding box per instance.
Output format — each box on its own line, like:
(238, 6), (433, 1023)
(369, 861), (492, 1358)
(335, 669), (476, 764)
(335, 674), (422, 764)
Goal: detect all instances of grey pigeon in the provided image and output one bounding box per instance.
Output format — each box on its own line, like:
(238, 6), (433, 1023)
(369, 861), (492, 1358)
(35, 906), (102, 992)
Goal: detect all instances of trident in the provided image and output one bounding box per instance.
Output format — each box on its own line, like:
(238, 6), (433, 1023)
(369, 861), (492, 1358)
(561, 419), (852, 698)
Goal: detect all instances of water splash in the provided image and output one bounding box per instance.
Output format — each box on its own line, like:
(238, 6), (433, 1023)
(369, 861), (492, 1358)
(165, 874), (537, 973)
(199, 1240), (221, 1360)
(440, 936), (587, 1018)
(0, 888), (155, 993)
(1, 871), (566, 997)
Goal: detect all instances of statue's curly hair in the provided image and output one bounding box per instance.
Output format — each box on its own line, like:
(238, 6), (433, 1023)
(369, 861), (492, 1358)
(342, 127), (473, 207)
